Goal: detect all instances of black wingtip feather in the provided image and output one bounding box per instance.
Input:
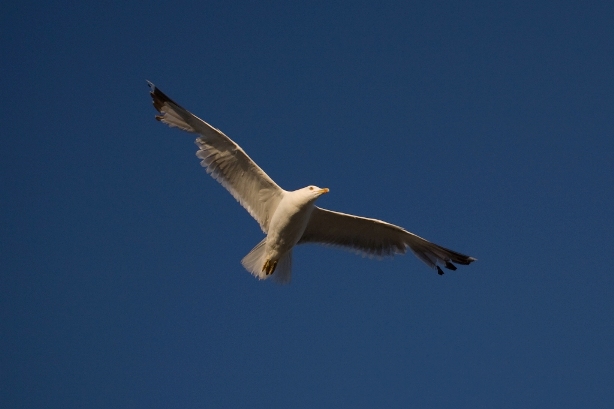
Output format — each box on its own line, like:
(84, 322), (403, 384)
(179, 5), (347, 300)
(444, 261), (457, 270)
(437, 266), (444, 275)
(147, 82), (179, 115)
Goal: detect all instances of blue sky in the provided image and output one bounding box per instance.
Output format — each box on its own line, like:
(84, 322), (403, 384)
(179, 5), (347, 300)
(1, 1), (613, 407)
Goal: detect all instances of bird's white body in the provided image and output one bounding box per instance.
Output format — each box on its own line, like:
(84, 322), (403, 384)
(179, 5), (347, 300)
(241, 186), (328, 283)
(266, 188), (319, 261)
(148, 81), (476, 284)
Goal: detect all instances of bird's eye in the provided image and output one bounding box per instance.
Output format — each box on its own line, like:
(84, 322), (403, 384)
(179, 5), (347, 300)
(309, 187), (314, 190)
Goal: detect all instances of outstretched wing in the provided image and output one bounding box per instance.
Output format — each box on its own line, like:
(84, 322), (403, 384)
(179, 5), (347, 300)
(299, 207), (476, 274)
(148, 82), (284, 233)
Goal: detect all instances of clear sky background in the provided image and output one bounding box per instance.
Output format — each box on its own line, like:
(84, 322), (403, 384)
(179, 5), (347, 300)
(2, 1), (613, 408)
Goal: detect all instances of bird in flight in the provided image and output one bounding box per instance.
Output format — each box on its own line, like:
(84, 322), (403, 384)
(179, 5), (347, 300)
(148, 81), (476, 283)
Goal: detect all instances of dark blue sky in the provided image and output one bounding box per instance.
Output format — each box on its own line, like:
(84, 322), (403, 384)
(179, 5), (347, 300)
(2, 1), (613, 407)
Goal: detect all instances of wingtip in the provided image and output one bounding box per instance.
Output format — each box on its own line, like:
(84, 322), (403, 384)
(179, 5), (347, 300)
(453, 255), (477, 265)
(148, 82), (175, 109)
(147, 82), (177, 114)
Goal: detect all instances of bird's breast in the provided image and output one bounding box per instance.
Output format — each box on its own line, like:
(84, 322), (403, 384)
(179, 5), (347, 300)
(266, 200), (315, 256)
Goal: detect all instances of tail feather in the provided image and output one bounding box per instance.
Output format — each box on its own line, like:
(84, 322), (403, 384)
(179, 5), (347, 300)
(240, 238), (293, 284)
(241, 238), (268, 280)
(271, 251), (292, 285)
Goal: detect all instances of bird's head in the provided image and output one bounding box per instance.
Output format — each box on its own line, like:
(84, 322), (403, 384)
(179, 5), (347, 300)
(300, 185), (329, 202)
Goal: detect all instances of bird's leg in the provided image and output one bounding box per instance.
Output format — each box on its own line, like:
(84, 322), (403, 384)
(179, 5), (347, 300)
(262, 259), (278, 275)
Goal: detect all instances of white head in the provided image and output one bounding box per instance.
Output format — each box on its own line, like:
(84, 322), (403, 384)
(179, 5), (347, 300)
(295, 185), (329, 204)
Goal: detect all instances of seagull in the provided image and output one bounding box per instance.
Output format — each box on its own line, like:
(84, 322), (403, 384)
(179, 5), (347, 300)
(148, 81), (476, 283)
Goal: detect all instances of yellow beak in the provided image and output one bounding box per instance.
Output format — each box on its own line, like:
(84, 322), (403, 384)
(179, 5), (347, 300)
(320, 188), (330, 194)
